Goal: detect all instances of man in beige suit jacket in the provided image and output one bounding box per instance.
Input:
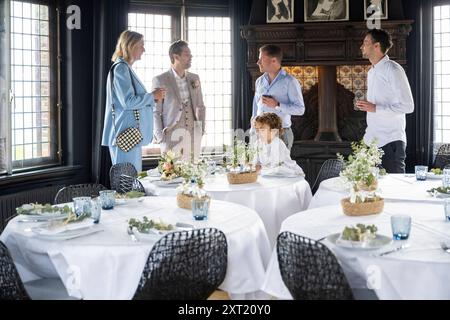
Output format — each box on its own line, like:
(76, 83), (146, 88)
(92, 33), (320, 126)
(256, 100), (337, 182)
(152, 40), (206, 160)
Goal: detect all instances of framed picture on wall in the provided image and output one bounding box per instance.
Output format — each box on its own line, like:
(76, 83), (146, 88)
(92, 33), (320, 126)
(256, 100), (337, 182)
(304, 0), (349, 22)
(267, 0), (294, 23)
(364, 0), (388, 20)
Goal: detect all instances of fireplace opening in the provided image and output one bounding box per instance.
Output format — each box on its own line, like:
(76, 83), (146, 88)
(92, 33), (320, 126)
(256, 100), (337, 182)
(284, 65), (369, 142)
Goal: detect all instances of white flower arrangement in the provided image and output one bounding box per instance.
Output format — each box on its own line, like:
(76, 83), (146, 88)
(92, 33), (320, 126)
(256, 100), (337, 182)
(178, 161), (207, 185)
(176, 182), (208, 198)
(337, 140), (384, 204)
(224, 137), (258, 172)
(176, 161), (209, 198)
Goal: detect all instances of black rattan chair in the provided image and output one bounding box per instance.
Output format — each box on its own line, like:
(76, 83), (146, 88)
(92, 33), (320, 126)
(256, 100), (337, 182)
(277, 231), (354, 300)
(311, 159), (345, 194)
(110, 162), (138, 192)
(133, 228), (227, 300)
(1, 241), (76, 300)
(118, 174), (146, 194)
(434, 144), (450, 169)
(0, 241), (30, 300)
(54, 183), (107, 204)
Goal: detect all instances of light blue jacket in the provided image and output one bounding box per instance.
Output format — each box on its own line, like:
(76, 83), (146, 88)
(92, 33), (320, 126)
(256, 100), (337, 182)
(101, 57), (154, 148)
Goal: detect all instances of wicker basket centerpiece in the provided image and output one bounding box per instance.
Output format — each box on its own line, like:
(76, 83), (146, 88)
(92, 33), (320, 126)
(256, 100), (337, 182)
(227, 170), (258, 184)
(176, 192), (211, 210)
(224, 137), (258, 185)
(337, 140), (385, 217)
(341, 196), (384, 216)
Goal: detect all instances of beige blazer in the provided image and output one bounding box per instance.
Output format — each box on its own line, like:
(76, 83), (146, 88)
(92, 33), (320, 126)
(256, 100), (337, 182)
(151, 70), (206, 143)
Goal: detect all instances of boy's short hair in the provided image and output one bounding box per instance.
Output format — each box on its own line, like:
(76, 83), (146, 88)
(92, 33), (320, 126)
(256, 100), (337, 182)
(254, 112), (284, 135)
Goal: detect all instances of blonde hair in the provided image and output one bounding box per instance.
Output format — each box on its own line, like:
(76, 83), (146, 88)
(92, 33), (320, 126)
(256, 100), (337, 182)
(111, 30), (144, 63)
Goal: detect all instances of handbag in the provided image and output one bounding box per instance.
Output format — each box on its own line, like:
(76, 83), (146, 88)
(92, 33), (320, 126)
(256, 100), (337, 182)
(113, 110), (143, 152)
(109, 62), (143, 152)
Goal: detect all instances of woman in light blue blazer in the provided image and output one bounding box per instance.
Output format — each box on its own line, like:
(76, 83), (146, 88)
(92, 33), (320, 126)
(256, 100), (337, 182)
(101, 31), (166, 172)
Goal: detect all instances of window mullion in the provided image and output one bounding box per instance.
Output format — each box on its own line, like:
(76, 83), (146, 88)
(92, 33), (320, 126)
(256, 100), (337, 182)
(180, 2), (187, 41)
(433, 4), (450, 151)
(0, 0), (12, 175)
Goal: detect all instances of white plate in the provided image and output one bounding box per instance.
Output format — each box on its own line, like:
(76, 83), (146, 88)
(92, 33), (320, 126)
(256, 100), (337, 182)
(115, 196), (145, 205)
(32, 226), (103, 240)
(132, 227), (176, 242)
(261, 172), (301, 178)
(427, 172), (443, 180)
(152, 177), (184, 187)
(320, 177), (349, 192)
(429, 191), (450, 199)
(327, 233), (392, 250)
(19, 212), (69, 221)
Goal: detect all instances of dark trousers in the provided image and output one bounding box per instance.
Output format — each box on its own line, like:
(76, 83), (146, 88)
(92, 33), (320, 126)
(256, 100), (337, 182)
(381, 141), (406, 174)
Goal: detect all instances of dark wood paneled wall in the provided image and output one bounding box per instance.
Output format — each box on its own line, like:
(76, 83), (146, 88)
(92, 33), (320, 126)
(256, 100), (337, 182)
(241, 17), (414, 182)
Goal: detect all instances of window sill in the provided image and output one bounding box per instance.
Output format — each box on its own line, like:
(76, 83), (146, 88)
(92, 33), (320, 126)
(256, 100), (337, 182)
(0, 165), (85, 188)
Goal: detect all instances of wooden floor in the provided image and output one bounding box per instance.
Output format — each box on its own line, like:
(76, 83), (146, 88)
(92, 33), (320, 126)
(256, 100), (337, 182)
(208, 290), (230, 300)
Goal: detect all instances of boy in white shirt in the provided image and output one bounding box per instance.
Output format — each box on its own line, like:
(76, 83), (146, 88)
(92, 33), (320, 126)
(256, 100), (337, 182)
(253, 113), (304, 176)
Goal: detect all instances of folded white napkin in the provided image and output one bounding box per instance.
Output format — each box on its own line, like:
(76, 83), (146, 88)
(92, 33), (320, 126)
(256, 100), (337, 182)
(147, 168), (160, 177)
(144, 184), (157, 196)
(33, 219), (94, 235)
(261, 166), (303, 178)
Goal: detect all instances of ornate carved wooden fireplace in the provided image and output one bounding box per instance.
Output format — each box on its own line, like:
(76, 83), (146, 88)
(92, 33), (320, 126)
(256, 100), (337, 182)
(241, 21), (413, 185)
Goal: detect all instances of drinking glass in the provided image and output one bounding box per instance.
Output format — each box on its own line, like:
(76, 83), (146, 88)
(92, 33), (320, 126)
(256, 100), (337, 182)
(99, 190), (116, 210)
(443, 165), (450, 188)
(207, 160), (217, 176)
(91, 197), (101, 224)
(444, 198), (450, 221)
(192, 197), (210, 221)
(73, 197), (92, 217)
(415, 165), (428, 181)
(353, 92), (366, 111)
(391, 215), (411, 240)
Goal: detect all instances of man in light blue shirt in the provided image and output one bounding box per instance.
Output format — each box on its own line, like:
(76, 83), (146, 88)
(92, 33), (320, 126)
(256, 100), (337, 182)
(251, 44), (305, 150)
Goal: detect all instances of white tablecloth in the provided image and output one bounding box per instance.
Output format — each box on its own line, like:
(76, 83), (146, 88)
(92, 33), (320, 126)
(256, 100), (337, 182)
(1, 197), (272, 300)
(309, 174), (444, 209)
(262, 201), (450, 300)
(141, 174), (312, 246)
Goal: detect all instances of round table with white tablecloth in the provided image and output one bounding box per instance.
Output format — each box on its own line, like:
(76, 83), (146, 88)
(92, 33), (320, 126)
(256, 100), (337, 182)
(141, 174), (312, 247)
(309, 173), (445, 209)
(0, 197), (272, 300)
(262, 201), (450, 300)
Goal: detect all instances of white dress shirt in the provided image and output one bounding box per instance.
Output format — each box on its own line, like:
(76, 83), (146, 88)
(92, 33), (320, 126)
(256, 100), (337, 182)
(171, 68), (190, 104)
(364, 55), (414, 147)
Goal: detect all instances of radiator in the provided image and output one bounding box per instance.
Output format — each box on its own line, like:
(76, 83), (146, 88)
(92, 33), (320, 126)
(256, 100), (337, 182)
(0, 185), (62, 232)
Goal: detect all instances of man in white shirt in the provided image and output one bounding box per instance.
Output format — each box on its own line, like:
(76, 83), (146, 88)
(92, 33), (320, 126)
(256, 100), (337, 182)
(356, 29), (414, 173)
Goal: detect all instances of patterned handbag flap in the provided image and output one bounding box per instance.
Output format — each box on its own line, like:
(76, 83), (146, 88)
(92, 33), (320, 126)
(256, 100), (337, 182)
(116, 127), (143, 152)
